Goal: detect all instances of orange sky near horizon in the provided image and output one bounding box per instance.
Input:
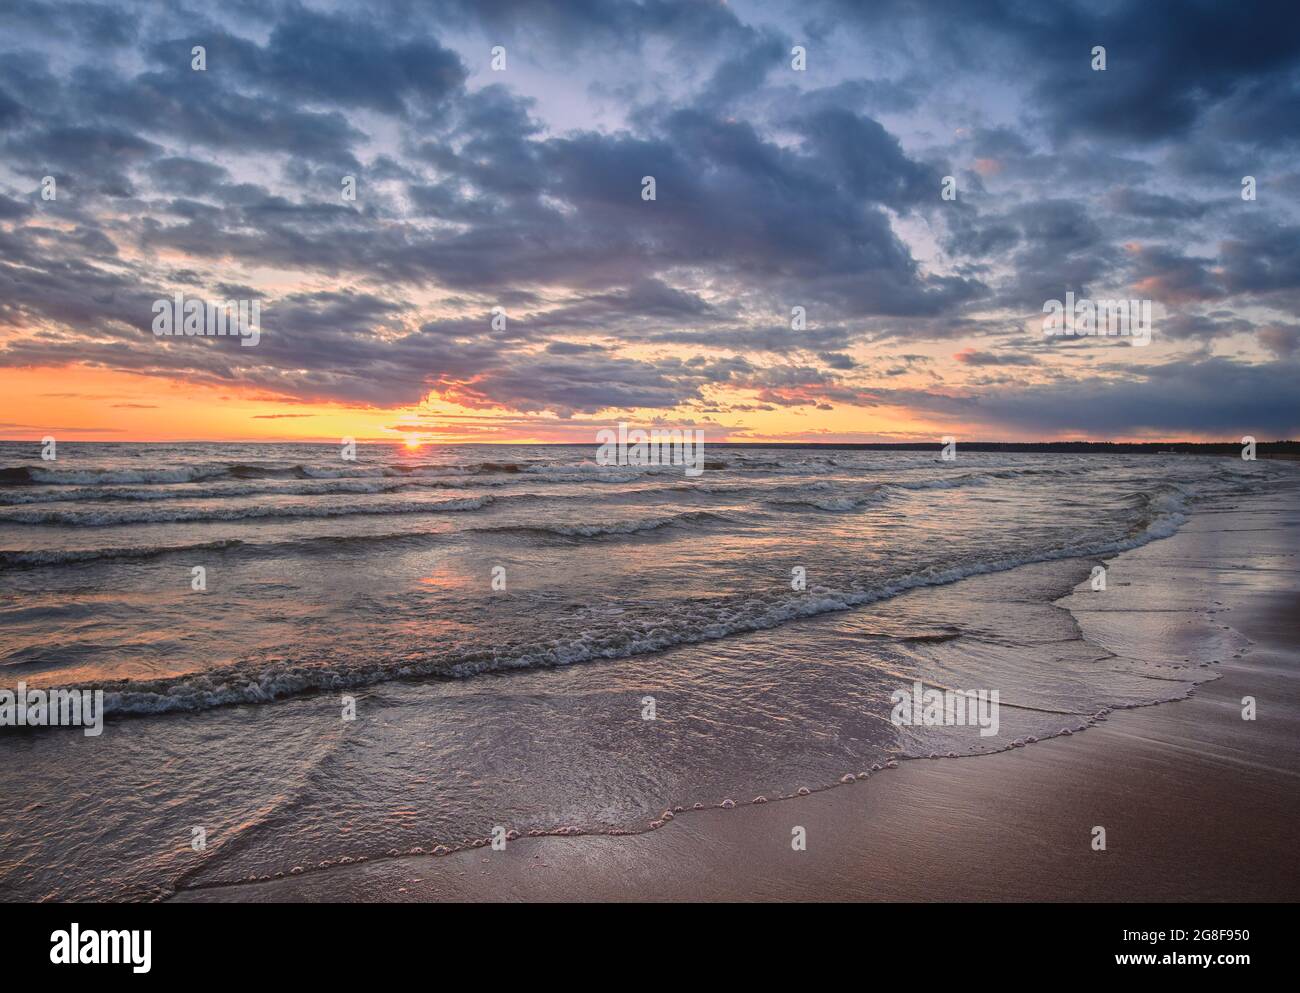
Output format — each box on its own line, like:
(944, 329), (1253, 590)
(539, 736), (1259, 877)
(0, 363), (1239, 445)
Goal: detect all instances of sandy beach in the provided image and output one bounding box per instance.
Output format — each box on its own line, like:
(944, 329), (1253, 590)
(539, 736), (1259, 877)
(171, 487), (1300, 903)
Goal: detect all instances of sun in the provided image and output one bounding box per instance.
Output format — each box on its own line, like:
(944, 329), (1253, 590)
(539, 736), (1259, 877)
(404, 437), (424, 450)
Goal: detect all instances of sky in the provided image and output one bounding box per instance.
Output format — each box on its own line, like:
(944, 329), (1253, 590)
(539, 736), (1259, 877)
(1, 0), (1298, 444)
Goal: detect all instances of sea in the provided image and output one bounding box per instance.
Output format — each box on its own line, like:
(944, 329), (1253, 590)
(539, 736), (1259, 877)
(0, 441), (1293, 899)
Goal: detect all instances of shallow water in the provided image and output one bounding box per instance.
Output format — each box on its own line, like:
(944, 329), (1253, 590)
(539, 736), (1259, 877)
(0, 443), (1294, 899)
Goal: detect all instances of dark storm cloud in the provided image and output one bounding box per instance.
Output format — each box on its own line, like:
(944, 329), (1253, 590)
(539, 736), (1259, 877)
(964, 358), (1300, 436)
(793, 107), (938, 207)
(427, 0), (769, 58)
(0, 0), (139, 47)
(0, 0), (1296, 426)
(250, 9), (466, 115)
(642, 323), (866, 355)
(1032, 2), (1300, 145)
(1258, 323), (1300, 358)
(0, 194), (32, 220)
(78, 66), (367, 167)
(0, 87), (25, 130)
(825, 0), (1300, 146)
(1128, 246), (1224, 304)
(1220, 224), (1300, 296)
(131, 11), (466, 117)
(696, 26), (790, 109)
(954, 349), (1039, 367)
(146, 157), (231, 196)
(1160, 312), (1254, 343)
(818, 352), (856, 370)
(91, 83), (974, 317)
(1107, 188), (1209, 222)
(853, 356), (1299, 437)
(17, 125), (160, 196)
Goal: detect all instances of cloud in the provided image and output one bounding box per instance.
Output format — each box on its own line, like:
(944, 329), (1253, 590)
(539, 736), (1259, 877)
(0, 0), (1296, 433)
(904, 358), (1300, 436)
(953, 349), (1039, 367)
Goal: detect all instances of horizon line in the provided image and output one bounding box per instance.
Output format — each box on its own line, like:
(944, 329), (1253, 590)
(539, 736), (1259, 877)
(2, 438), (1297, 448)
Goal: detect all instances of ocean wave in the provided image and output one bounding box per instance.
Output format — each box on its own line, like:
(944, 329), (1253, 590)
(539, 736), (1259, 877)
(0, 530), (453, 569)
(665, 481), (760, 495)
(0, 464), (236, 486)
(32, 486), (1194, 720)
(0, 475), (512, 506)
(1130, 485), (1188, 538)
(0, 459), (590, 487)
(297, 464), (460, 480)
(0, 539), (249, 568)
(760, 472), (998, 511)
(522, 461), (667, 482)
(0, 455), (1111, 496)
(767, 490), (884, 512)
(0, 495), (495, 527)
(472, 510), (729, 538)
(0, 459), (704, 497)
(888, 473), (994, 491)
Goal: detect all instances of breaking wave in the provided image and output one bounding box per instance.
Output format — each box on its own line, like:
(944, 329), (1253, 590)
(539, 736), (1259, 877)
(45, 482), (1195, 719)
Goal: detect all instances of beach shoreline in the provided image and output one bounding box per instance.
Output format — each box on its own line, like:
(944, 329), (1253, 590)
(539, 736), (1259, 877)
(171, 488), (1300, 903)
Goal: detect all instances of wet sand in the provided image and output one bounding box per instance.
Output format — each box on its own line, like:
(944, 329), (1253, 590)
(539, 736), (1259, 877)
(173, 493), (1300, 902)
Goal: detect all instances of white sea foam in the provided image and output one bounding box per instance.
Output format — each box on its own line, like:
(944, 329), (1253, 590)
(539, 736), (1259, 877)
(67, 481), (1201, 718)
(474, 510), (727, 538)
